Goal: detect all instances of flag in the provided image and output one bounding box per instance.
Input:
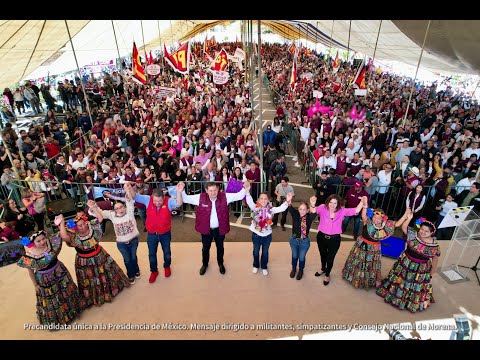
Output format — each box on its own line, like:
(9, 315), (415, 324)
(203, 35), (209, 55)
(332, 51), (340, 74)
(164, 41), (191, 75)
(211, 48), (229, 72)
(148, 50), (154, 65)
(289, 57), (297, 91)
(353, 58), (366, 89)
(288, 43), (297, 57)
(132, 42), (147, 84)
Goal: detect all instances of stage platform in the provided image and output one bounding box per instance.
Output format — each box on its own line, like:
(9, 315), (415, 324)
(1, 241), (479, 340)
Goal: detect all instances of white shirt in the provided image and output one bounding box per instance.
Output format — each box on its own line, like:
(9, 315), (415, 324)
(440, 200), (459, 217)
(455, 177), (475, 193)
(181, 189), (246, 229)
(377, 170), (392, 194)
(317, 155), (336, 171)
(72, 156), (90, 170)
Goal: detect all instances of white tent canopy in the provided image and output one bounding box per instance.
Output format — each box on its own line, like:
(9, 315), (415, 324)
(1, 19), (479, 89)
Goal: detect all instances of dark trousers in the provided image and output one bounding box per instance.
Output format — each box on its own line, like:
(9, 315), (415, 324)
(272, 202), (288, 226)
(201, 228), (225, 266)
(316, 232), (341, 277)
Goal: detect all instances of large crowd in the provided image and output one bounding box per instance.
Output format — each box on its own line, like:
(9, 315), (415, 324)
(0, 40), (478, 327)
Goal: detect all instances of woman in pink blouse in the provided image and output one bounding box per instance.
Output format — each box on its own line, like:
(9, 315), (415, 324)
(312, 194), (365, 285)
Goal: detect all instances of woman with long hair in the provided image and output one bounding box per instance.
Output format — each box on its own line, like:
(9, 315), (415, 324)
(312, 194), (364, 286)
(21, 188), (45, 231)
(4, 198), (36, 237)
(406, 184), (427, 225)
(377, 215), (441, 313)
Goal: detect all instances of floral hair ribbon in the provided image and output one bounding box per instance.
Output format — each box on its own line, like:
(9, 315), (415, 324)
(416, 217), (436, 234)
(21, 236), (34, 248)
(66, 219), (78, 231)
(415, 217), (427, 228)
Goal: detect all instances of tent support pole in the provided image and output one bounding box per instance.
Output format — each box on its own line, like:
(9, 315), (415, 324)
(65, 20), (93, 128)
(111, 20), (131, 111)
(403, 20), (431, 126)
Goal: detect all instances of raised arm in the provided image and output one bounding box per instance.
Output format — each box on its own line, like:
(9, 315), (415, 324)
(361, 197), (369, 224)
(309, 196), (317, 213)
(402, 208), (414, 235)
(176, 182), (185, 207)
(54, 214), (70, 243)
(395, 208), (412, 229)
(87, 199), (104, 223)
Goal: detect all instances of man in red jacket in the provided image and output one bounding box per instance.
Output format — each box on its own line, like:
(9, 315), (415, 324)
(126, 182), (182, 283)
(178, 181), (247, 275)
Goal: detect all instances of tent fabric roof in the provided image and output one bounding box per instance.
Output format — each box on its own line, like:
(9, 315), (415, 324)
(1, 20), (479, 88)
(0, 20), (88, 87)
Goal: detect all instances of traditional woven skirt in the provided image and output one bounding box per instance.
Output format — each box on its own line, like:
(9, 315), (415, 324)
(342, 236), (382, 289)
(35, 260), (86, 325)
(75, 246), (129, 306)
(376, 253), (434, 313)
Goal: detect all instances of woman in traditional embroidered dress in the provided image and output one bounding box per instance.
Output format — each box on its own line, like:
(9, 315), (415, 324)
(244, 182), (293, 275)
(17, 215), (86, 326)
(377, 215), (441, 313)
(342, 203), (411, 289)
(57, 211), (130, 307)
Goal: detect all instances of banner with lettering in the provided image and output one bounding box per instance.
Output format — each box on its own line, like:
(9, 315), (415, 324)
(212, 70), (229, 85)
(210, 48), (229, 72)
(164, 41), (191, 75)
(155, 86), (177, 100)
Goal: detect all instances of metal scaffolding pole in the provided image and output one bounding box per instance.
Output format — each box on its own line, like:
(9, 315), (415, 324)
(258, 20), (264, 192)
(403, 20), (432, 125)
(64, 20), (93, 128)
(111, 20), (130, 111)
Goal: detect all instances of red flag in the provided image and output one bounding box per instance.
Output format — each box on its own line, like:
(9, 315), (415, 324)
(164, 41), (191, 74)
(332, 51), (340, 74)
(288, 43), (297, 56)
(211, 48), (228, 72)
(132, 42), (147, 84)
(353, 58), (366, 89)
(148, 50), (154, 65)
(290, 57), (297, 91)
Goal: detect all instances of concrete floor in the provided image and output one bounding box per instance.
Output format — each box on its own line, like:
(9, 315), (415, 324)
(1, 240), (479, 340)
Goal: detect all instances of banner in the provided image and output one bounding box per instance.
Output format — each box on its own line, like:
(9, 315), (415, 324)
(332, 51), (340, 74)
(353, 57), (367, 90)
(288, 43), (297, 57)
(234, 47), (245, 61)
(147, 64), (161, 75)
(93, 186), (125, 199)
(155, 86), (176, 100)
(132, 42), (147, 84)
(210, 48), (228, 72)
(164, 41), (191, 75)
(212, 70), (229, 85)
(93, 186), (177, 200)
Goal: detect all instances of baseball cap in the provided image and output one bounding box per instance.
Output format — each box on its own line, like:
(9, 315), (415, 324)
(354, 181), (363, 188)
(136, 177), (143, 182)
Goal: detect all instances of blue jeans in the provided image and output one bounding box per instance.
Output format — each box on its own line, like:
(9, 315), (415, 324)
(252, 233), (272, 269)
(147, 231), (172, 272)
(138, 207), (147, 223)
(289, 235), (310, 271)
(342, 215), (362, 236)
(116, 237), (139, 279)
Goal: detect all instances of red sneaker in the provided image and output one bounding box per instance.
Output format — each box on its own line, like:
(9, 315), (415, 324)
(164, 267), (171, 277)
(149, 271), (159, 283)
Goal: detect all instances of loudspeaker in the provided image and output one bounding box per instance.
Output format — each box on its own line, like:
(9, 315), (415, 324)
(46, 198), (77, 220)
